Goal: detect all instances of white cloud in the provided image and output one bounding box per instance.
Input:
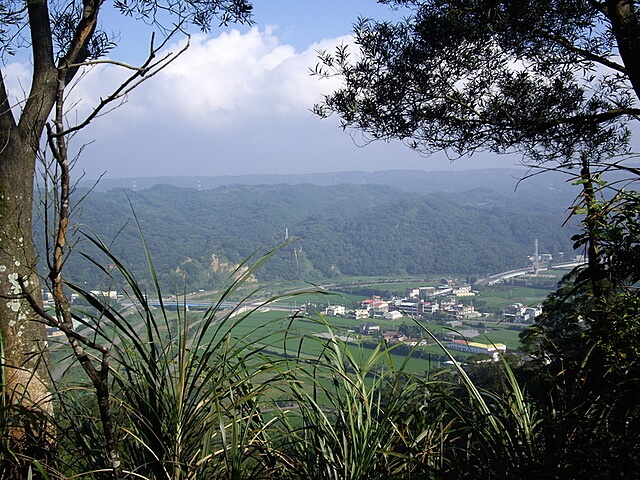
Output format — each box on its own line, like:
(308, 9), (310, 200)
(130, 28), (347, 131)
(6, 26), (491, 180)
(3, 26), (343, 133)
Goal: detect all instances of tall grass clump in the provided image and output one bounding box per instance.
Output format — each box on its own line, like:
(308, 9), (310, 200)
(53, 234), (296, 479)
(413, 326), (546, 479)
(262, 319), (549, 480)
(270, 323), (456, 479)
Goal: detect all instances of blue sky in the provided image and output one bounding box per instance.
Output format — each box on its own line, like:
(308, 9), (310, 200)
(6, 0), (523, 180)
(251, 1), (402, 50)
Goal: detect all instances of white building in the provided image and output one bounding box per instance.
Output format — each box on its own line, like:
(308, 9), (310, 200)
(325, 305), (346, 317)
(384, 310), (404, 320)
(524, 306), (543, 320)
(407, 287), (421, 298)
(423, 302), (439, 314)
(448, 339), (507, 355)
(398, 299), (423, 316)
(454, 285), (475, 297)
(90, 290), (118, 299)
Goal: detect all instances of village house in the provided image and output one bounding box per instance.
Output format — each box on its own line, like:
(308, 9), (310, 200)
(503, 303), (540, 323)
(450, 303), (476, 319)
(439, 302), (476, 319)
(395, 298), (423, 316)
(371, 300), (389, 317)
(360, 298), (375, 309)
(524, 306), (543, 321)
(406, 287), (421, 298)
(422, 302), (439, 314)
(384, 310), (404, 320)
(383, 331), (406, 343)
(324, 305), (346, 317)
(453, 285), (474, 297)
(353, 308), (371, 319)
(360, 295), (391, 318)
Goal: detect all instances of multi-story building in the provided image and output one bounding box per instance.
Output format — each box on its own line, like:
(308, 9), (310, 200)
(524, 306), (543, 320)
(407, 287), (421, 298)
(453, 285), (474, 297)
(422, 302), (439, 314)
(397, 298), (423, 316)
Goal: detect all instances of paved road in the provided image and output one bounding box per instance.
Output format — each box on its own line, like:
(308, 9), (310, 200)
(474, 261), (585, 287)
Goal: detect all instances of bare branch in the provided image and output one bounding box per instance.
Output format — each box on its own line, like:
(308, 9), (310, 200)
(65, 57), (156, 71)
(56, 34), (190, 138)
(17, 278), (108, 355)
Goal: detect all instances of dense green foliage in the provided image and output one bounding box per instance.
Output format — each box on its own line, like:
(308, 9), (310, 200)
(314, 0), (640, 165)
(51, 175), (574, 291)
(518, 183), (640, 477)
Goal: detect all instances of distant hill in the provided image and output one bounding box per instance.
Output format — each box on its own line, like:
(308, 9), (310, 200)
(80, 167), (574, 199)
(48, 170), (579, 292)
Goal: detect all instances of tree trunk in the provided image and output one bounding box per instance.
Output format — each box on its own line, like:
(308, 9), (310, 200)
(0, 0), (57, 465)
(1, 61), (57, 474)
(607, 0), (640, 101)
(0, 126), (53, 451)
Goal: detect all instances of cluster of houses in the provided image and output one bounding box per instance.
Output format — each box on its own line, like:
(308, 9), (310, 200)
(322, 281), (543, 356)
(357, 323), (429, 347)
(324, 281), (479, 322)
(357, 321), (506, 355)
(42, 289), (118, 305)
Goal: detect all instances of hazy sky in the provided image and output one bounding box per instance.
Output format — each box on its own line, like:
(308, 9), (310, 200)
(7, 0), (523, 180)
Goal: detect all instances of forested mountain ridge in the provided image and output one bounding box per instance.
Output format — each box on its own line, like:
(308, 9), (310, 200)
(82, 167), (576, 199)
(55, 173), (577, 291)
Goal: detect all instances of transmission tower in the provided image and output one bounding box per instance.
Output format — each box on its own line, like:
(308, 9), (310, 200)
(533, 239), (540, 275)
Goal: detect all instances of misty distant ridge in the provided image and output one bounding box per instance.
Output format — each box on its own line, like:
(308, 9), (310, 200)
(81, 167), (575, 198)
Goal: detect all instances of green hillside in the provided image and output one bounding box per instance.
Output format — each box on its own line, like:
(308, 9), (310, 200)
(49, 176), (576, 291)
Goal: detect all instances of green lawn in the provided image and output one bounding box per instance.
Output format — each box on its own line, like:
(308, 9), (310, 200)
(477, 286), (552, 311)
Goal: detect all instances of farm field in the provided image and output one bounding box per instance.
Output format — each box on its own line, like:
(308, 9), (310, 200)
(192, 306), (526, 377)
(51, 275), (543, 387)
(477, 286), (553, 311)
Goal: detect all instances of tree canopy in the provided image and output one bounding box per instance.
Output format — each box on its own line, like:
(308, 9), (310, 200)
(314, 0), (640, 165)
(56, 182), (574, 290)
